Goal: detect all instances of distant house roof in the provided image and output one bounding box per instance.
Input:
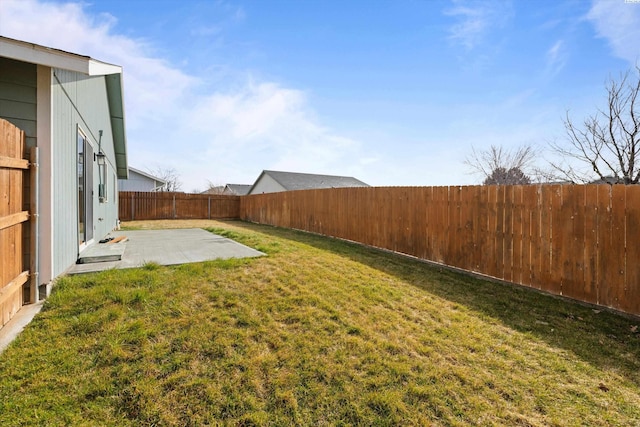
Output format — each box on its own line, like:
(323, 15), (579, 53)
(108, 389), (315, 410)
(129, 167), (167, 184)
(0, 36), (128, 179)
(118, 167), (167, 192)
(224, 184), (252, 195)
(201, 186), (225, 195)
(589, 176), (627, 185)
(248, 170), (369, 194)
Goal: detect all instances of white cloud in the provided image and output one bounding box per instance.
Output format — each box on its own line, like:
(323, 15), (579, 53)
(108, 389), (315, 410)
(174, 80), (364, 189)
(0, 0), (371, 191)
(587, 0), (640, 65)
(545, 39), (567, 77)
(445, 0), (512, 51)
(0, 0), (196, 130)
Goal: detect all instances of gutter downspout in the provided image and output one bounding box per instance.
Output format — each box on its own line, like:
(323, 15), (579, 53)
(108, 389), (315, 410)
(29, 147), (39, 303)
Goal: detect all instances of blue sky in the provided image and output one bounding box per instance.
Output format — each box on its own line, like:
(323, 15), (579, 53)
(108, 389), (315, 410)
(1, 0), (639, 191)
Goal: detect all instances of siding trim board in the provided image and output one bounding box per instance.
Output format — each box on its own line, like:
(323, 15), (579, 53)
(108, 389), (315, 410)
(36, 65), (53, 285)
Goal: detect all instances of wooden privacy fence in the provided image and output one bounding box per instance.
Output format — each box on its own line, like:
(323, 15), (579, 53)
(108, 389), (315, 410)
(119, 191), (240, 221)
(241, 185), (640, 317)
(0, 119), (29, 329)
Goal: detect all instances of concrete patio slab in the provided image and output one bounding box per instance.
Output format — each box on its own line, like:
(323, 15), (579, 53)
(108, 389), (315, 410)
(77, 238), (127, 264)
(68, 228), (265, 274)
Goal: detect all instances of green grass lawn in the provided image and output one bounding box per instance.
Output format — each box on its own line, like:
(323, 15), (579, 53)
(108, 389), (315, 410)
(1, 220), (639, 426)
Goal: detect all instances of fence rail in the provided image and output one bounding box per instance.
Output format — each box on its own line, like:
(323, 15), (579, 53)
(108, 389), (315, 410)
(118, 191), (240, 221)
(240, 185), (640, 317)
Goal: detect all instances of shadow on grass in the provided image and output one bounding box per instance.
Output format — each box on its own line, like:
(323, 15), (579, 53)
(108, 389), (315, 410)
(226, 220), (640, 384)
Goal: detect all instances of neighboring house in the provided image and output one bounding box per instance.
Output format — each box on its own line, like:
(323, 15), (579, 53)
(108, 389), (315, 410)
(0, 36), (127, 292)
(119, 167), (167, 192)
(223, 184), (251, 195)
(248, 170), (369, 195)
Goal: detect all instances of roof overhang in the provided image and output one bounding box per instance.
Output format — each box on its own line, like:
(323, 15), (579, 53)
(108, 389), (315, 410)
(105, 74), (128, 179)
(0, 36), (122, 76)
(0, 36), (128, 178)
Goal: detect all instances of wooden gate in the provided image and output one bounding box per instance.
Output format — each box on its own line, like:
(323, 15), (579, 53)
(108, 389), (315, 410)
(0, 119), (30, 329)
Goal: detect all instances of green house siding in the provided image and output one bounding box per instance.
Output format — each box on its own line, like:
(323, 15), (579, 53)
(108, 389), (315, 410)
(0, 58), (37, 276)
(0, 57), (37, 149)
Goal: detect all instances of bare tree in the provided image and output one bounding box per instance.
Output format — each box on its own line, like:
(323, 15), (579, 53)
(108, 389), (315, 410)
(202, 180), (225, 194)
(483, 166), (531, 185)
(149, 167), (182, 192)
(464, 144), (536, 185)
(549, 66), (640, 184)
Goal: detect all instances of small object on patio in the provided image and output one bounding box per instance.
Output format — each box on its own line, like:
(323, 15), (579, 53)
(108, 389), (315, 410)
(109, 236), (128, 244)
(98, 237), (114, 244)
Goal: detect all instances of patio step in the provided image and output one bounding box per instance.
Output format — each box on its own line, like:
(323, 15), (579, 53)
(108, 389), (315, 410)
(77, 237), (128, 264)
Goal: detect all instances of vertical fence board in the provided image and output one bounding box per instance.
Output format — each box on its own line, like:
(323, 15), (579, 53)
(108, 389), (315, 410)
(459, 186), (475, 272)
(476, 186), (489, 275)
(520, 186), (536, 287)
(537, 186), (553, 293)
(495, 186), (506, 281)
(597, 185), (613, 306)
(583, 186), (599, 305)
(609, 185), (627, 310)
(485, 186), (498, 278)
(511, 186), (524, 285)
(558, 186), (575, 298)
(625, 185), (640, 315)
(529, 186), (542, 289)
(570, 186), (586, 301)
(502, 186), (514, 283)
(432, 187), (448, 264)
(448, 186), (461, 267)
(548, 185), (564, 295)
(422, 188), (432, 260)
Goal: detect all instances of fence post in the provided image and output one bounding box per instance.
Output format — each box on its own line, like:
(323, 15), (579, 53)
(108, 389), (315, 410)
(173, 194), (176, 219)
(131, 193), (134, 221)
(208, 197), (211, 220)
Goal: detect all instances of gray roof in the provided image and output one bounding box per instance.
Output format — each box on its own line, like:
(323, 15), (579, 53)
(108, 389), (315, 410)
(251, 170), (369, 193)
(224, 184), (252, 195)
(589, 176), (629, 185)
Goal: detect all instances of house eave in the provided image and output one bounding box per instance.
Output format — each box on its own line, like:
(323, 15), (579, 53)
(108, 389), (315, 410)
(0, 36), (121, 76)
(105, 74), (128, 179)
(1, 36), (128, 178)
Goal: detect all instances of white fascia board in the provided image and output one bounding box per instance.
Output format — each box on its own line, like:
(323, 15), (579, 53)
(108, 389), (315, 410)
(88, 59), (122, 76)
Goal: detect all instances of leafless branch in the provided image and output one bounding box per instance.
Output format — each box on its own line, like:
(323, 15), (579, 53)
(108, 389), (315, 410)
(549, 66), (640, 184)
(148, 166), (182, 192)
(464, 144), (536, 185)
